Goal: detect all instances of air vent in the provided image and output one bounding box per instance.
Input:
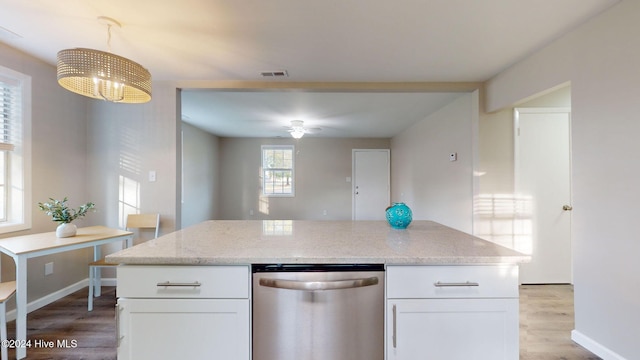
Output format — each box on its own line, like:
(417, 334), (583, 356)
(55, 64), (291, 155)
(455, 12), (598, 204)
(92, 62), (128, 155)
(260, 70), (289, 77)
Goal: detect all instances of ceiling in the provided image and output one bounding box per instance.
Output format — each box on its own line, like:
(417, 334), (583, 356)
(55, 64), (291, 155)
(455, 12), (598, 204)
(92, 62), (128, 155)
(181, 90), (464, 138)
(0, 0), (619, 137)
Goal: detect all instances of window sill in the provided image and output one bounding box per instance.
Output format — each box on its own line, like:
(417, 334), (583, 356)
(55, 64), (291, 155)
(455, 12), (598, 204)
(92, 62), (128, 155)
(0, 222), (31, 235)
(261, 194), (295, 198)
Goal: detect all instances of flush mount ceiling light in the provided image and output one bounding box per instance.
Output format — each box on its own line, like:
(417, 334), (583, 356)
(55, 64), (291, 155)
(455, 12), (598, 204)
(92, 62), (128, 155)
(56, 16), (151, 103)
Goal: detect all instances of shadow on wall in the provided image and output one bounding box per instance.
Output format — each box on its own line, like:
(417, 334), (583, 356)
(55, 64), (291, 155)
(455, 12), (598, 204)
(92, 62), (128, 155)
(473, 194), (532, 254)
(118, 122), (142, 229)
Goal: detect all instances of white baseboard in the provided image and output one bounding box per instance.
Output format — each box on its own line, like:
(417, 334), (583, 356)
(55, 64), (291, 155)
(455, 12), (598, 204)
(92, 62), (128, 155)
(5, 277), (117, 322)
(571, 330), (627, 360)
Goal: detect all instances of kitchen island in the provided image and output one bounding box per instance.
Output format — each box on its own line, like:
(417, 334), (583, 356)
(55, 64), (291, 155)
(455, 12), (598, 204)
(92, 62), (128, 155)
(106, 220), (528, 265)
(107, 220), (528, 360)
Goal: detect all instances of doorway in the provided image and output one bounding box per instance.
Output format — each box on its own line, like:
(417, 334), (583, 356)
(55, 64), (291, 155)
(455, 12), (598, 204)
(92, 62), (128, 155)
(514, 108), (572, 284)
(352, 149), (390, 220)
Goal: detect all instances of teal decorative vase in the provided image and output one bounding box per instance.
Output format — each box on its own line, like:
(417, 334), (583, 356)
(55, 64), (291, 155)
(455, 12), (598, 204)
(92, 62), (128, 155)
(385, 202), (412, 229)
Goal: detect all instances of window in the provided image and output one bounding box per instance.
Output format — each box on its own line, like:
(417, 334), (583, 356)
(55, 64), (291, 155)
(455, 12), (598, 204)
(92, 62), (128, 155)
(261, 145), (294, 196)
(0, 65), (31, 234)
(118, 175), (140, 229)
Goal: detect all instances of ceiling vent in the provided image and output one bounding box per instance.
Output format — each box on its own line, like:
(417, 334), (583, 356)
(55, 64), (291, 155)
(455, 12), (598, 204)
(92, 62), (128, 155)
(260, 70), (289, 77)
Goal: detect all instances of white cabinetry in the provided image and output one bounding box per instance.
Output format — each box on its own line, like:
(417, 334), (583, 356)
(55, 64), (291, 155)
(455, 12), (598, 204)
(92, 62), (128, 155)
(116, 265), (250, 360)
(386, 265), (519, 360)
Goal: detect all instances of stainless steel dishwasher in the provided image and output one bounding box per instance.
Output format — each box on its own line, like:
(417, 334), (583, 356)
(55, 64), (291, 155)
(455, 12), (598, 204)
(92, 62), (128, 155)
(252, 264), (385, 360)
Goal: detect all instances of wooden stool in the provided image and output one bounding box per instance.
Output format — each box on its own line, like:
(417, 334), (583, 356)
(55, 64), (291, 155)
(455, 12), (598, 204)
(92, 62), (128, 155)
(0, 281), (16, 360)
(88, 214), (159, 311)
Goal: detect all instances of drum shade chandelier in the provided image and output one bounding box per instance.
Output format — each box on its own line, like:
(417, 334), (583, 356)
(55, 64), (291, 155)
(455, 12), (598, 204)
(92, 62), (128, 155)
(56, 16), (151, 103)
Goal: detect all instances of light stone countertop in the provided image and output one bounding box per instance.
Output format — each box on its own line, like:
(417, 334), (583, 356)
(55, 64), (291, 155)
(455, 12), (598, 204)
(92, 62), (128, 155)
(106, 220), (529, 265)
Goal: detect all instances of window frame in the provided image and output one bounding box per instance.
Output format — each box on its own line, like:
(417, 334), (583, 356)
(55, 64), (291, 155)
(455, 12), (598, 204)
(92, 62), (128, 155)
(0, 65), (32, 234)
(261, 145), (295, 197)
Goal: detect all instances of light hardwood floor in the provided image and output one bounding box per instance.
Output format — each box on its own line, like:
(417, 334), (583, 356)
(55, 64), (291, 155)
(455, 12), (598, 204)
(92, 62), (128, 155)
(520, 285), (601, 360)
(6, 285), (600, 359)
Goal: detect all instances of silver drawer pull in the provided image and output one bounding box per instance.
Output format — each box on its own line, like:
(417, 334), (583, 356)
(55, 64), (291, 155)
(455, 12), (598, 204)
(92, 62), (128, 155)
(156, 281), (201, 287)
(392, 304), (397, 349)
(434, 281), (479, 287)
(259, 277), (378, 291)
(115, 304), (123, 346)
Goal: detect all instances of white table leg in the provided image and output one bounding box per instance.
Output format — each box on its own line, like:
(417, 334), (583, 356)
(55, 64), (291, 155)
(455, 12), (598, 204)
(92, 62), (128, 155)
(1, 301), (7, 360)
(15, 257), (27, 359)
(93, 245), (102, 297)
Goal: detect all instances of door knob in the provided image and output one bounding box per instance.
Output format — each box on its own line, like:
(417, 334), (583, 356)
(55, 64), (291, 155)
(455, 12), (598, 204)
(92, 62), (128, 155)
(563, 205), (573, 211)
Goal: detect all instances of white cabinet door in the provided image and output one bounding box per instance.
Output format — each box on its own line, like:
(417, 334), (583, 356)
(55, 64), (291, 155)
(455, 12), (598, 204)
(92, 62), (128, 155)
(387, 299), (519, 360)
(117, 298), (250, 360)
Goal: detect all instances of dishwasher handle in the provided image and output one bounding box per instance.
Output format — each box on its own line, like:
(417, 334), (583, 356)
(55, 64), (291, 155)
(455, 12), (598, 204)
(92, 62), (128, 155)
(259, 276), (379, 291)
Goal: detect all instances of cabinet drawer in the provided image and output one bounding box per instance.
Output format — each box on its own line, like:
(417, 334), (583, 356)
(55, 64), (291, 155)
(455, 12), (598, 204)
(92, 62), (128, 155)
(386, 265), (518, 299)
(117, 265), (250, 299)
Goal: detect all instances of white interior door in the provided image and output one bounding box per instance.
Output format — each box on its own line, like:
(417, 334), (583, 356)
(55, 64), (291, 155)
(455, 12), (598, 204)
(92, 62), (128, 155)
(352, 149), (390, 220)
(515, 108), (572, 284)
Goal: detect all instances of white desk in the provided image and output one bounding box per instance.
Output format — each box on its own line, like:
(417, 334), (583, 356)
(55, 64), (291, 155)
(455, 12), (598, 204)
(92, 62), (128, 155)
(0, 226), (133, 359)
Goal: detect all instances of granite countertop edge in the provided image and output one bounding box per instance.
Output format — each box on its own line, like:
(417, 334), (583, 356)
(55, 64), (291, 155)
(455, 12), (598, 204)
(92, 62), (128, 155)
(106, 255), (530, 266)
(105, 220), (531, 266)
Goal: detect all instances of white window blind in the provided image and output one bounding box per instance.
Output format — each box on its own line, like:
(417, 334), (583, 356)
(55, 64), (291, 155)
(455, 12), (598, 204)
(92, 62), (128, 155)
(0, 65), (31, 232)
(0, 75), (19, 221)
(0, 74), (20, 152)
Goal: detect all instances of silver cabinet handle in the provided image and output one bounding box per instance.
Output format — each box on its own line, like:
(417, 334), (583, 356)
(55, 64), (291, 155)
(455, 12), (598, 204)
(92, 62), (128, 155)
(563, 205), (573, 211)
(434, 281), (479, 287)
(259, 276), (378, 291)
(392, 304), (397, 349)
(156, 281), (201, 287)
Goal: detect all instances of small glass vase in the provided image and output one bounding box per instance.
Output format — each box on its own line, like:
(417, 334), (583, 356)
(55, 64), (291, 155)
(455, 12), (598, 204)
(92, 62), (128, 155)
(56, 223), (77, 238)
(385, 202), (413, 229)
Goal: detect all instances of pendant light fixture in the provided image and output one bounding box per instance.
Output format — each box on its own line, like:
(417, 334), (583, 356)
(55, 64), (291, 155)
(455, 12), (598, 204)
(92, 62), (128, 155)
(56, 16), (152, 103)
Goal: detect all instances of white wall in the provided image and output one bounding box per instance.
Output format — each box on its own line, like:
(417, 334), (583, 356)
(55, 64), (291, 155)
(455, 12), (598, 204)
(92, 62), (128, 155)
(86, 82), (180, 237)
(485, 2), (637, 358)
(0, 42), (91, 302)
(218, 137), (390, 220)
(390, 93), (476, 233)
(84, 82), (180, 281)
(181, 122), (220, 227)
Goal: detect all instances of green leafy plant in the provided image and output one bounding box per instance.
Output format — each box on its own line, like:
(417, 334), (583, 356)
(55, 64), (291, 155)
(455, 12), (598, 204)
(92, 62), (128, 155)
(37, 197), (96, 224)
